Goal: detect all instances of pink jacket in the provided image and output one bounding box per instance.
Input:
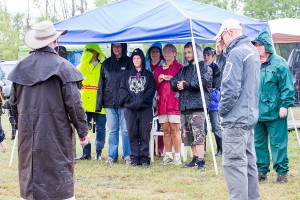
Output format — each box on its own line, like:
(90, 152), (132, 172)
(154, 59), (182, 115)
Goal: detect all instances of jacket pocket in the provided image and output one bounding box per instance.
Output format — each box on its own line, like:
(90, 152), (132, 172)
(259, 93), (279, 117)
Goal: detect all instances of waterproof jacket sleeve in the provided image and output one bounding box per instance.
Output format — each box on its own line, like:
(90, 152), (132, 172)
(10, 83), (18, 129)
(119, 73), (131, 104)
(62, 82), (88, 138)
(170, 69), (181, 92)
(277, 62), (295, 108)
(219, 51), (243, 117)
(216, 52), (226, 73)
(96, 62), (105, 112)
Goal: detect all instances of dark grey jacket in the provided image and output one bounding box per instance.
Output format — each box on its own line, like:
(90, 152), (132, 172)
(216, 35), (260, 129)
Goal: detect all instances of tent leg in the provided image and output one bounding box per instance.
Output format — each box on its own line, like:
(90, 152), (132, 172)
(289, 107), (300, 147)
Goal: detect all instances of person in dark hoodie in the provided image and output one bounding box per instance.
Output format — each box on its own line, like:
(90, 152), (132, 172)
(252, 29), (294, 184)
(8, 20), (89, 200)
(120, 48), (155, 167)
(96, 43), (131, 165)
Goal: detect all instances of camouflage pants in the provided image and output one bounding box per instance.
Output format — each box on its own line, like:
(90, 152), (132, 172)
(181, 112), (206, 146)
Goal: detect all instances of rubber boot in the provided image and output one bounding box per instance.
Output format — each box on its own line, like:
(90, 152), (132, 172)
(11, 129), (16, 140)
(215, 137), (222, 157)
(75, 142), (91, 160)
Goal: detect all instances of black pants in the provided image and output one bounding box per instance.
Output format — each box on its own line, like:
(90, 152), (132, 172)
(124, 107), (153, 165)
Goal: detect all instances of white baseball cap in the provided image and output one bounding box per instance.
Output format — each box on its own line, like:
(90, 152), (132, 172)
(214, 19), (243, 40)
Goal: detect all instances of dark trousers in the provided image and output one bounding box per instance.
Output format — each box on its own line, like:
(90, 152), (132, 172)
(124, 107), (153, 164)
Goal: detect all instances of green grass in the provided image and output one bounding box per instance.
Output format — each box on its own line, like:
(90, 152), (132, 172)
(0, 112), (300, 200)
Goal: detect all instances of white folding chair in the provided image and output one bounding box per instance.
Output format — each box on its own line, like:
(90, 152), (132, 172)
(150, 115), (164, 162)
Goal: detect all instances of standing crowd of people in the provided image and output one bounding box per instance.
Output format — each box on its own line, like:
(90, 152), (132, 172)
(1, 19), (295, 199)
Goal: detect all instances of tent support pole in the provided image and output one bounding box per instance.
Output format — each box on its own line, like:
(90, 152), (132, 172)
(289, 107), (300, 147)
(189, 18), (218, 176)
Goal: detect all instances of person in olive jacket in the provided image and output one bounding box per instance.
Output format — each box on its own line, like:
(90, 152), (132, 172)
(252, 29), (294, 183)
(120, 48), (155, 167)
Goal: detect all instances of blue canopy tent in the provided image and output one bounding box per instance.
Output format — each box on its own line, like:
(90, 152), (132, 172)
(54, 0), (269, 175)
(54, 0), (268, 44)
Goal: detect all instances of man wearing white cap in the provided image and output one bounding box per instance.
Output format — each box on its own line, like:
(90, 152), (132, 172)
(8, 20), (89, 200)
(215, 19), (261, 199)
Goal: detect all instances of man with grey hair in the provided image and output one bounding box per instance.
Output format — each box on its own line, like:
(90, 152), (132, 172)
(215, 19), (261, 199)
(8, 20), (89, 200)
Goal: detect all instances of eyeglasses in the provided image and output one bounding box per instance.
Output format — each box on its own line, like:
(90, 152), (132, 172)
(112, 45), (122, 48)
(221, 30), (228, 40)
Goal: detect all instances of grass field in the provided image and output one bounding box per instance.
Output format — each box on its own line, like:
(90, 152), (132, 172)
(0, 109), (300, 199)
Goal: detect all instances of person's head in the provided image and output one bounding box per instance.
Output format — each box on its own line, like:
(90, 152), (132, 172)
(131, 48), (145, 70)
(252, 29), (274, 59)
(214, 19), (243, 47)
(203, 47), (215, 65)
(147, 42), (164, 64)
(54, 46), (67, 60)
(163, 44), (177, 63)
(184, 42), (194, 63)
(111, 43), (127, 59)
(84, 43), (106, 63)
(24, 20), (67, 49)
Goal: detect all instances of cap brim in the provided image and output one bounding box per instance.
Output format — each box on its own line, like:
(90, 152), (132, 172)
(251, 40), (263, 45)
(25, 30), (67, 49)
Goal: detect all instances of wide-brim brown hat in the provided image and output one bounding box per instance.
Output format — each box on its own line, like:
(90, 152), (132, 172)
(25, 20), (67, 49)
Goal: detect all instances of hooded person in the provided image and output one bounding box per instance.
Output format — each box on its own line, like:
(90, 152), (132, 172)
(170, 42), (212, 171)
(7, 20), (89, 200)
(96, 43), (132, 164)
(55, 45), (68, 60)
(252, 29), (294, 183)
(119, 48), (156, 167)
(76, 44), (107, 161)
(145, 42), (165, 72)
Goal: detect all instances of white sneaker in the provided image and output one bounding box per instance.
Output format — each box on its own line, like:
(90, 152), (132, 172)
(172, 155), (182, 165)
(160, 156), (173, 165)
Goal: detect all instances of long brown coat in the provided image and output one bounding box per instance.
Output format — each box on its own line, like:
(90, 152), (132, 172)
(8, 46), (88, 200)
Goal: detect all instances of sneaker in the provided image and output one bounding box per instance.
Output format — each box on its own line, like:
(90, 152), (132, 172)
(196, 158), (206, 171)
(160, 156), (173, 165)
(215, 149), (222, 157)
(124, 158), (131, 165)
(130, 162), (138, 167)
(258, 173), (267, 182)
(184, 156), (198, 168)
(141, 163), (150, 168)
(276, 174), (287, 183)
(105, 158), (116, 165)
(172, 155), (182, 165)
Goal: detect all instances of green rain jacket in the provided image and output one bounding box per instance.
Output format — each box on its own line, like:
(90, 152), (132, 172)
(77, 44), (106, 114)
(254, 29), (294, 121)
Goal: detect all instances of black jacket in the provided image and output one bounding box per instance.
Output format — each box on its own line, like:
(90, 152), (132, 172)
(170, 61), (212, 113)
(120, 67), (155, 110)
(96, 43), (131, 111)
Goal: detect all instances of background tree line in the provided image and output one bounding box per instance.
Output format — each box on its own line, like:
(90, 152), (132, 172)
(0, 0), (299, 60)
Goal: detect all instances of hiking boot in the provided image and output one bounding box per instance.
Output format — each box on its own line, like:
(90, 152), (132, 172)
(276, 174), (287, 183)
(215, 149), (222, 157)
(95, 150), (102, 160)
(196, 158), (206, 171)
(105, 158), (116, 165)
(258, 173), (267, 182)
(184, 155), (198, 168)
(172, 155), (182, 165)
(160, 156), (173, 165)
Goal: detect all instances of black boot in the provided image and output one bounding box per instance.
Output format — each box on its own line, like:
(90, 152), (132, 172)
(75, 143), (91, 160)
(184, 155), (198, 168)
(215, 137), (222, 157)
(196, 158), (206, 171)
(95, 150), (102, 160)
(11, 130), (16, 140)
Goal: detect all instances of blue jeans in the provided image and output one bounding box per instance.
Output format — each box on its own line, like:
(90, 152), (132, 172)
(105, 108), (131, 161)
(209, 110), (222, 139)
(86, 112), (107, 152)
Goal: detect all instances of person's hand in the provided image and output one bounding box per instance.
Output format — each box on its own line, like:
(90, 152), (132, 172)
(177, 80), (185, 90)
(0, 81), (4, 87)
(279, 107), (288, 118)
(0, 141), (7, 153)
(158, 74), (165, 83)
(79, 133), (90, 146)
(164, 75), (173, 81)
(215, 37), (225, 55)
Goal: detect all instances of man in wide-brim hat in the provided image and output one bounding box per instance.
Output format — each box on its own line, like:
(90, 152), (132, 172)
(8, 20), (89, 200)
